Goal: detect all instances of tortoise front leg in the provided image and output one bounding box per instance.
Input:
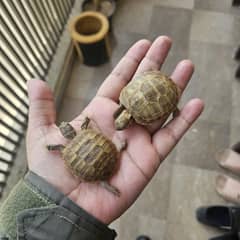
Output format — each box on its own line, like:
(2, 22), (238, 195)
(46, 144), (65, 151)
(59, 122), (77, 140)
(81, 117), (90, 130)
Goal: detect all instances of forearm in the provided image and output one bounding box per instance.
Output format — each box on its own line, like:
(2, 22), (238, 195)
(0, 171), (116, 240)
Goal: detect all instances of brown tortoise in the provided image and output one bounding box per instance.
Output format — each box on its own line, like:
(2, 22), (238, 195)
(114, 71), (180, 130)
(47, 117), (126, 196)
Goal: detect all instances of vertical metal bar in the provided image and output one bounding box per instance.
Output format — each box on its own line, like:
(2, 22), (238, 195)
(1, 51), (29, 93)
(45, 1), (62, 34)
(65, 0), (73, 16)
(0, 79), (28, 111)
(33, 0), (56, 50)
(59, 0), (68, 21)
(56, 0), (67, 23)
(61, 0), (68, 13)
(64, 0), (71, 12)
(52, 0), (65, 27)
(0, 146), (16, 157)
(0, 168), (10, 175)
(20, 0), (52, 58)
(4, 1), (49, 68)
(1, 27), (43, 79)
(0, 132), (19, 146)
(1, 4), (47, 73)
(0, 157), (14, 165)
(0, 92), (28, 119)
(41, 1), (59, 43)
(0, 0), (76, 196)
(1, 74), (29, 109)
(17, 0), (52, 60)
(0, 120), (23, 138)
(0, 106), (26, 127)
(0, 87), (27, 114)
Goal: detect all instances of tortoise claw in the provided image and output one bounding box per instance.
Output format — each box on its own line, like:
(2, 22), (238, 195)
(172, 107), (180, 118)
(81, 117), (90, 130)
(46, 144), (65, 151)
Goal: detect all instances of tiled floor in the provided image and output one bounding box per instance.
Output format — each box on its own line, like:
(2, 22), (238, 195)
(58, 1), (240, 239)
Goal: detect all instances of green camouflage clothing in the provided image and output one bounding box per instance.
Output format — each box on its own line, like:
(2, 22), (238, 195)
(0, 171), (116, 240)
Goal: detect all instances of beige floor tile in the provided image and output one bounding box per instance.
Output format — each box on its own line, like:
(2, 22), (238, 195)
(138, 216), (166, 239)
(114, 162), (173, 238)
(131, 162), (172, 219)
(117, 211), (166, 239)
(184, 41), (235, 125)
(66, 60), (95, 99)
(155, 0), (194, 9)
(230, 124), (240, 147)
(149, 6), (192, 49)
(113, 1), (152, 35)
(57, 96), (89, 123)
(194, 0), (239, 14)
(127, 0), (194, 9)
(118, 209), (139, 239)
(110, 218), (121, 236)
(165, 164), (230, 240)
(231, 78), (240, 128)
(175, 120), (229, 170)
(190, 10), (240, 45)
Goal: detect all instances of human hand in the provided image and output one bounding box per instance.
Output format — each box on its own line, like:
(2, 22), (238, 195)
(26, 36), (204, 224)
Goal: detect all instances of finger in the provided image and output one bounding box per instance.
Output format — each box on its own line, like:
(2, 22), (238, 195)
(97, 39), (151, 101)
(152, 98), (204, 160)
(134, 36), (172, 75)
(171, 59), (194, 93)
(216, 174), (240, 204)
(27, 79), (56, 129)
(216, 149), (240, 174)
(147, 60), (194, 134)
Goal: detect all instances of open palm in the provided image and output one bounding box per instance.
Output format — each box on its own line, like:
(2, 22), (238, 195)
(26, 36), (204, 224)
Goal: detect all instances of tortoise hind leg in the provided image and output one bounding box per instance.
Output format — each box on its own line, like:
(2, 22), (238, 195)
(100, 181), (120, 197)
(59, 122), (76, 140)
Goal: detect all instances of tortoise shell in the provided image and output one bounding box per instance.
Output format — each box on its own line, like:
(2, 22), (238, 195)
(62, 129), (118, 181)
(119, 71), (180, 125)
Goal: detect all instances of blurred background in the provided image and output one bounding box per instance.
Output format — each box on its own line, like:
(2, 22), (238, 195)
(1, 0), (240, 239)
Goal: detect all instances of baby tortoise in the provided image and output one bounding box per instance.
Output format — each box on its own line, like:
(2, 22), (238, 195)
(47, 117), (126, 196)
(114, 71), (180, 130)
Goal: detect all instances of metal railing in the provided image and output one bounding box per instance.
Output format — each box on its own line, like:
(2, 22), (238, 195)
(0, 0), (75, 196)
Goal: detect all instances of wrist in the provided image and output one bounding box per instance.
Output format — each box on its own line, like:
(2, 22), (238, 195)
(0, 171), (117, 240)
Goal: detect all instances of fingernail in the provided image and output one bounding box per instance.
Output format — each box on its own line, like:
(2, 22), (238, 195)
(216, 174), (227, 191)
(215, 149), (230, 166)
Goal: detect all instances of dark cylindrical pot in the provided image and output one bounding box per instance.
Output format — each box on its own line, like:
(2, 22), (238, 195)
(69, 11), (110, 66)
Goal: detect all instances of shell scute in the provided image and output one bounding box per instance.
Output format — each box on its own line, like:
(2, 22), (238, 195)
(63, 129), (118, 181)
(119, 71), (180, 125)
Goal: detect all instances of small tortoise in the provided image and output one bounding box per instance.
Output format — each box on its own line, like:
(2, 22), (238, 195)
(47, 117), (126, 196)
(114, 71), (180, 130)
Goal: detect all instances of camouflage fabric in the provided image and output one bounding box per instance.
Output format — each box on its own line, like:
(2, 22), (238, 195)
(0, 171), (116, 240)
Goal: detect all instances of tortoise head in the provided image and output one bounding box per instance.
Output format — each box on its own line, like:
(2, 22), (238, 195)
(114, 106), (132, 130)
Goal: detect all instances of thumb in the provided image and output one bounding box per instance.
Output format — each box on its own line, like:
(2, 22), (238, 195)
(27, 79), (56, 129)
